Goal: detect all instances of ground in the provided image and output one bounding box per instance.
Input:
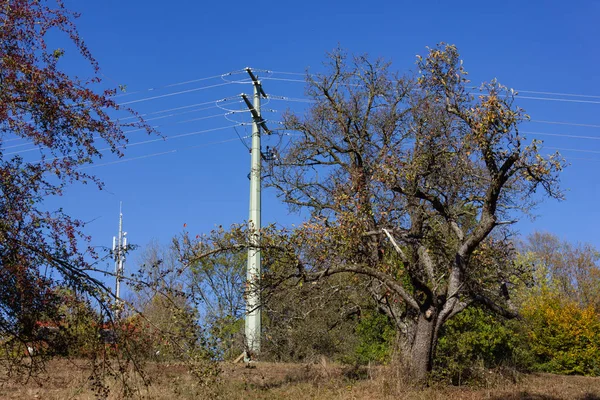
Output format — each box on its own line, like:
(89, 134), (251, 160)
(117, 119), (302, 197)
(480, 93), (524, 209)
(1, 360), (599, 399)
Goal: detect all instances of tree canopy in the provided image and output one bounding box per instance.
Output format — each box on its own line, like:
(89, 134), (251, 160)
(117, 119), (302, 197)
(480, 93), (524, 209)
(256, 44), (566, 380)
(0, 0), (150, 375)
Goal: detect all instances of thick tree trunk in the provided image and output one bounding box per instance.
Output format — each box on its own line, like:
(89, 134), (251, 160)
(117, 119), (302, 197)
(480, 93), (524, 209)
(402, 313), (436, 382)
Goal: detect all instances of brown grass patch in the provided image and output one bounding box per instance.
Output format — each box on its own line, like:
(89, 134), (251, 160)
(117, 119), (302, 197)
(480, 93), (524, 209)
(0, 359), (599, 399)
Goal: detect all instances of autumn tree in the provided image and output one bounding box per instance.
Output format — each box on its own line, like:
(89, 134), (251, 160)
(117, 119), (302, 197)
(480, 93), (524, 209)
(0, 0), (150, 376)
(187, 250), (246, 360)
(517, 233), (600, 375)
(521, 232), (600, 308)
(129, 241), (204, 360)
(175, 226), (383, 365)
(261, 268), (376, 364)
(259, 45), (565, 380)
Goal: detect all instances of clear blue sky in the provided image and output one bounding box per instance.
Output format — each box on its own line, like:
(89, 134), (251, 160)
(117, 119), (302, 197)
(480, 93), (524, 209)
(32, 1), (600, 279)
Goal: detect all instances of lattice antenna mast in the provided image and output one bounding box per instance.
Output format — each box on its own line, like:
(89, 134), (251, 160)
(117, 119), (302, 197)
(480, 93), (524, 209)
(241, 67), (270, 362)
(112, 202), (127, 317)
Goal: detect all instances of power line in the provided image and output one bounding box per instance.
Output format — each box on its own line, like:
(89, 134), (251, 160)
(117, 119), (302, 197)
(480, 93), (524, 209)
(267, 70), (600, 100)
(110, 69), (247, 99)
(81, 150), (178, 168)
(264, 70), (306, 76)
(508, 95), (600, 105)
(529, 120), (600, 129)
(265, 73), (600, 105)
(80, 136), (248, 170)
(123, 104), (224, 123)
(4, 114), (235, 156)
(24, 125), (242, 166)
(103, 124), (243, 151)
(118, 82), (238, 106)
(79, 134), (600, 170)
(510, 90), (600, 100)
(268, 95), (315, 103)
(268, 94), (600, 131)
(2, 100), (244, 152)
(522, 131), (600, 140)
(263, 77), (306, 83)
(545, 146), (600, 154)
(0, 98), (241, 149)
(117, 96), (240, 121)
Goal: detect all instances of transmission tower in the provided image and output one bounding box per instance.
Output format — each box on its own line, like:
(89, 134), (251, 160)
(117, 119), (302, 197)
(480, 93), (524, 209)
(241, 67), (270, 362)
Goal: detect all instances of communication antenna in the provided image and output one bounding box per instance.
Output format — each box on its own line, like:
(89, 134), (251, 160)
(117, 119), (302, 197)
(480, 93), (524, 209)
(112, 202), (127, 317)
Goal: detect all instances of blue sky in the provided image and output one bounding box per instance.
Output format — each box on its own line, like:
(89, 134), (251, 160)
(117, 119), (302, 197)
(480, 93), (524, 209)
(30, 1), (600, 281)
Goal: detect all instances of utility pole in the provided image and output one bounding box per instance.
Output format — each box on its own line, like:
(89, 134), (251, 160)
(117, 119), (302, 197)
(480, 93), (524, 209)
(241, 68), (269, 362)
(112, 202), (127, 318)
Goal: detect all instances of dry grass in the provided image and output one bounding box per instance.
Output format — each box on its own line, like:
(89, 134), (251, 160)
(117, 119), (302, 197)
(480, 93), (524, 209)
(0, 359), (599, 399)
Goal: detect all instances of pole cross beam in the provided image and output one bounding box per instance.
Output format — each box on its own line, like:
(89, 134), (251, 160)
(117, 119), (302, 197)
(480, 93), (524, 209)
(240, 94), (271, 134)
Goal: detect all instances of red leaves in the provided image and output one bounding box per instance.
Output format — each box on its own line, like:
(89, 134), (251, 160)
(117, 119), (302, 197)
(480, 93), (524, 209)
(1, 0), (153, 179)
(0, 1), (154, 354)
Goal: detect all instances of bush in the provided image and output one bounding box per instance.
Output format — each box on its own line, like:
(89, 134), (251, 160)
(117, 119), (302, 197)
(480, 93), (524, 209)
(344, 310), (395, 365)
(521, 291), (600, 376)
(434, 307), (531, 385)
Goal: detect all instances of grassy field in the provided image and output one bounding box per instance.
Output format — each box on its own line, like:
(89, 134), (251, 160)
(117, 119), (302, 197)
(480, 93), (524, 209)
(1, 360), (599, 399)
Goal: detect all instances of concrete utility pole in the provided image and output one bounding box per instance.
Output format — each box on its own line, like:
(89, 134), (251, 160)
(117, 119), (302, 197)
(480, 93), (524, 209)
(241, 68), (269, 361)
(112, 202), (127, 317)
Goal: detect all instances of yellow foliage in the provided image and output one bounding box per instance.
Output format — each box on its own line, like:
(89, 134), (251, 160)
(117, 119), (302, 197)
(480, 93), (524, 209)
(521, 290), (600, 375)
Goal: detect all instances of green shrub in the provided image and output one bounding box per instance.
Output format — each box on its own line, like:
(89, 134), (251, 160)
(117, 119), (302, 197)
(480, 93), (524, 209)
(343, 310), (395, 365)
(434, 307), (531, 385)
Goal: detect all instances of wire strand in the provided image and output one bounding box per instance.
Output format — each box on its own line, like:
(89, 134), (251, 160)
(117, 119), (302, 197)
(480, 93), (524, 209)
(268, 70), (600, 100)
(522, 131), (600, 140)
(4, 114), (234, 156)
(233, 125), (250, 150)
(118, 97), (240, 121)
(530, 120), (600, 129)
(81, 136), (249, 170)
(545, 146), (600, 154)
(119, 82), (235, 106)
(110, 70), (246, 99)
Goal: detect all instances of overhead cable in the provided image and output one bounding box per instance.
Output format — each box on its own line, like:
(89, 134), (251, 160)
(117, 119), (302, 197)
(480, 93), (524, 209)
(110, 69), (246, 99)
(522, 131), (600, 140)
(81, 136), (248, 170)
(267, 70), (600, 100)
(119, 82), (236, 106)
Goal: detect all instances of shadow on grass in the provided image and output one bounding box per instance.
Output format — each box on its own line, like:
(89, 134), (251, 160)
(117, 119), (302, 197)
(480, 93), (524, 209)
(491, 392), (600, 400)
(246, 364), (371, 391)
(242, 364), (317, 391)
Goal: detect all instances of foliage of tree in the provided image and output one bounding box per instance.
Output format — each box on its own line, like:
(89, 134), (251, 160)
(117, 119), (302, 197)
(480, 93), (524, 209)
(434, 306), (531, 384)
(261, 272), (364, 363)
(349, 308), (396, 365)
(517, 233), (600, 376)
(522, 232), (600, 308)
(0, 0), (155, 390)
(426, 233), (600, 381)
(176, 228), (393, 365)
(255, 44), (565, 380)
(520, 290), (600, 376)
(188, 250), (246, 360)
(176, 45), (571, 382)
(132, 241), (213, 361)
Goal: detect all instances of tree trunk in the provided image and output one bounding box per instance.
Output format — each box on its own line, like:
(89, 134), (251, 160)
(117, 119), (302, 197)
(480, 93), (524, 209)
(402, 313), (436, 382)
